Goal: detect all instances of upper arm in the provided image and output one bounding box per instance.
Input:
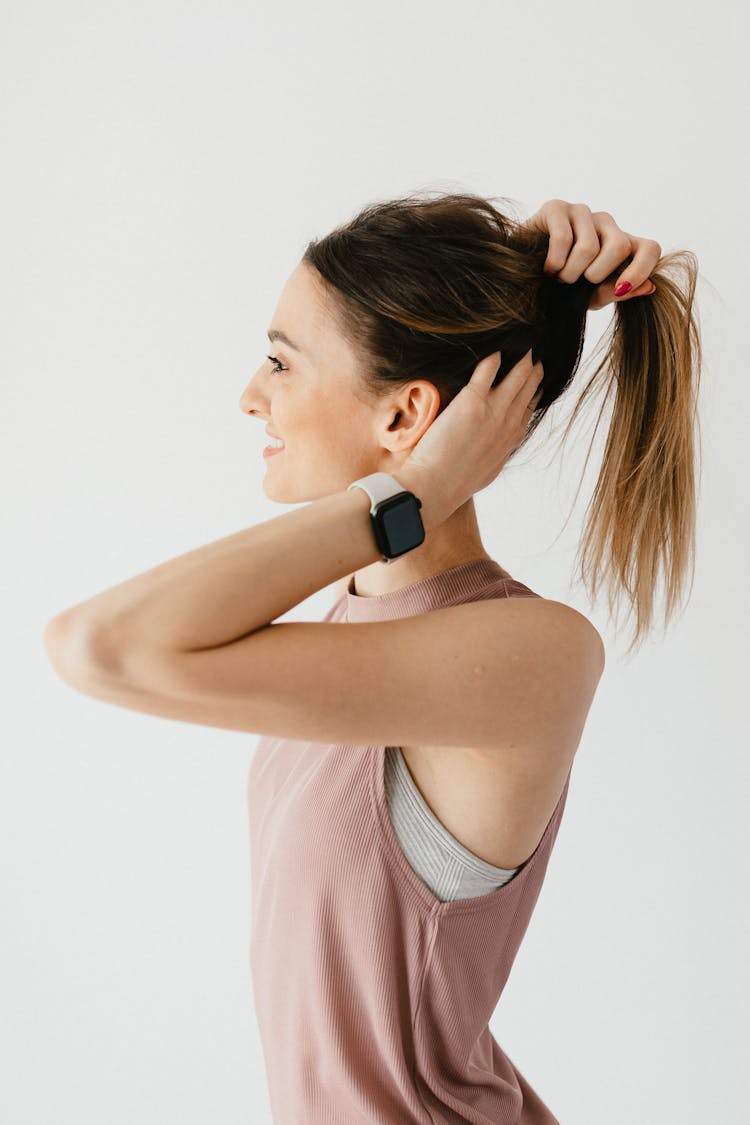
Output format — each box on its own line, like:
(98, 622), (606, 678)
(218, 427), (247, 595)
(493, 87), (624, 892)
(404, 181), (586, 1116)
(61, 598), (605, 754)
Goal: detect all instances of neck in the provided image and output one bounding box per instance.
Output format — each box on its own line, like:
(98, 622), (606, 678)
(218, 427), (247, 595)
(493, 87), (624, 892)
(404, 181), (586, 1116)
(351, 497), (491, 598)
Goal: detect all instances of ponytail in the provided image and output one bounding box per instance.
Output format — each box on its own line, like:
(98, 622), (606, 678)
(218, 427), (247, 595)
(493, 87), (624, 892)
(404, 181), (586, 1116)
(303, 191), (703, 655)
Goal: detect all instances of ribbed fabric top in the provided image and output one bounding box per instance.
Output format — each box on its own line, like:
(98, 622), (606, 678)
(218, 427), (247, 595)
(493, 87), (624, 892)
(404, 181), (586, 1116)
(247, 558), (571, 1124)
(384, 744), (521, 901)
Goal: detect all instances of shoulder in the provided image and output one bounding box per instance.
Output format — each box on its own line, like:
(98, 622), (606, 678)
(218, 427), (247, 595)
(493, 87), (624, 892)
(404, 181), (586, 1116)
(463, 595), (605, 762)
(455, 592), (604, 663)
(457, 595), (606, 753)
(478, 594), (606, 699)
(535, 597), (606, 676)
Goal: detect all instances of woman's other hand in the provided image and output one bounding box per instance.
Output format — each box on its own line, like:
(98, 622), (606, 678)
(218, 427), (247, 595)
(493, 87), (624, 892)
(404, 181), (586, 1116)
(400, 349), (543, 527)
(522, 199), (662, 310)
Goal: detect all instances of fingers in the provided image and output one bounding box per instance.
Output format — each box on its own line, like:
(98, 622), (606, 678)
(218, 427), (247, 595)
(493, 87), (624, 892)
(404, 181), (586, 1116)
(582, 211), (636, 284)
(472, 349), (543, 417)
(468, 350), (504, 393)
(533, 200), (616, 284)
(535, 200), (576, 276)
(498, 350), (543, 427)
(611, 234), (662, 300)
(469, 349), (543, 451)
(554, 204), (602, 284)
(533, 201), (662, 305)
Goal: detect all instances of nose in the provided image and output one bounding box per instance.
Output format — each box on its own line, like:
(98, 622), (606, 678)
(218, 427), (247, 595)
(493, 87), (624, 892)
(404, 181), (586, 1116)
(238, 363), (269, 417)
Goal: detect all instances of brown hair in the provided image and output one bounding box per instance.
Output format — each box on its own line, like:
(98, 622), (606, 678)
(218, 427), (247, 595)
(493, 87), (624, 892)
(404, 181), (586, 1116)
(302, 189), (702, 657)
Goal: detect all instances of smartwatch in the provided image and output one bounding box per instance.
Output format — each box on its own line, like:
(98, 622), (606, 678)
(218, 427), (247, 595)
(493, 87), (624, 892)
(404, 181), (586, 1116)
(347, 472), (426, 563)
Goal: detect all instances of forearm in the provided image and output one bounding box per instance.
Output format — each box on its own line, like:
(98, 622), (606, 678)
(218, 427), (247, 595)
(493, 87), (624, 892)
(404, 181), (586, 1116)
(53, 469), (439, 659)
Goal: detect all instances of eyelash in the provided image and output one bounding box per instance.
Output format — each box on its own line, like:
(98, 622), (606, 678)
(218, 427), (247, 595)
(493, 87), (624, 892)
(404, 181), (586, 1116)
(266, 354), (289, 375)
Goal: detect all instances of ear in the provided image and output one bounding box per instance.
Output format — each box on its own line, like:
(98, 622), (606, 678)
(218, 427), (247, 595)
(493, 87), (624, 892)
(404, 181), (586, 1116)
(383, 379), (442, 449)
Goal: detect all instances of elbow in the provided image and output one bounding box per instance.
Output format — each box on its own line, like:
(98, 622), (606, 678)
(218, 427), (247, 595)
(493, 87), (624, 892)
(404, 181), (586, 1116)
(43, 610), (113, 686)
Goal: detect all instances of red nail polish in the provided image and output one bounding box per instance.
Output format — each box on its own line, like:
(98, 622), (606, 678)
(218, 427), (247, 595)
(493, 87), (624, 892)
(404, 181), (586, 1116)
(614, 281), (632, 297)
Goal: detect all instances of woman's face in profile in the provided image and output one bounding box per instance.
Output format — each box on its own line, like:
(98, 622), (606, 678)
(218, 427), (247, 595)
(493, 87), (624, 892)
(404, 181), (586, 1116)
(239, 261), (388, 503)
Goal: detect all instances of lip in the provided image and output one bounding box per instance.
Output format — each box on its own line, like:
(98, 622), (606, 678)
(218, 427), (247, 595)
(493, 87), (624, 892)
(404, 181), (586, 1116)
(263, 444), (285, 458)
(265, 428), (282, 440)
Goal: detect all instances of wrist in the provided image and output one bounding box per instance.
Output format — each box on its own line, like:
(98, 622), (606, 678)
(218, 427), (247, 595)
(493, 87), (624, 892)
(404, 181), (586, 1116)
(391, 466), (450, 534)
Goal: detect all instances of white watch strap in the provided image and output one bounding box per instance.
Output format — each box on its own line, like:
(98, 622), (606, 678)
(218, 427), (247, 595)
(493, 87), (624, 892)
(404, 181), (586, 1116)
(346, 472), (409, 510)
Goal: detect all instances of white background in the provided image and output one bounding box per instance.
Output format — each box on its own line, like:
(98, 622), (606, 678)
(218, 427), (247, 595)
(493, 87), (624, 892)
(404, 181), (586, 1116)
(2, 2), (747, 1122)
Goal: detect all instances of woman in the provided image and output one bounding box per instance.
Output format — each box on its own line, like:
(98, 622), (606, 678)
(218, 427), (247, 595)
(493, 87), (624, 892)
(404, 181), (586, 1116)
(44, 193), (701, 1123)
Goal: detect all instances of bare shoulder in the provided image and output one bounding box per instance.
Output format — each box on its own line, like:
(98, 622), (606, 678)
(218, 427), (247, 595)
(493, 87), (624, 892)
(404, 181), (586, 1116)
(399, 597), (605, 868)
(538, 597), (606, 675)
(477, 594), (605, 755)
(480, 593), (605, 676)
(515, 596), (606, 733)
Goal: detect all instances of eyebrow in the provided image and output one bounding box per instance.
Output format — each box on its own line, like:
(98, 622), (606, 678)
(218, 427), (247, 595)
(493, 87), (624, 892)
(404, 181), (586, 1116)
(267, 328), (304, 354)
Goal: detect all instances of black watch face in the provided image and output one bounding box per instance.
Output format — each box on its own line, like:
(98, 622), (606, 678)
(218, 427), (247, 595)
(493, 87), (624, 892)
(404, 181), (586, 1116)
(378, 495), (425, 558)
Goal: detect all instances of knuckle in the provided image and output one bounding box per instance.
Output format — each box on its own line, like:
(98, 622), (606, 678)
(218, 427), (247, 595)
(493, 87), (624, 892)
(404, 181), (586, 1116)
(551, 227), (574, 250)
(638, 236), (662, 256)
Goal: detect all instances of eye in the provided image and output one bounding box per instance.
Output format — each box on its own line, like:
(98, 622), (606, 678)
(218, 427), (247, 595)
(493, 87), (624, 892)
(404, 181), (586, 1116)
(266, 354), (289, 375)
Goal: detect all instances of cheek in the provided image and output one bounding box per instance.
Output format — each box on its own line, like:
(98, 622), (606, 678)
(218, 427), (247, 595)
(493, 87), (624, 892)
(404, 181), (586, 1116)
(286, 389), (372, 460)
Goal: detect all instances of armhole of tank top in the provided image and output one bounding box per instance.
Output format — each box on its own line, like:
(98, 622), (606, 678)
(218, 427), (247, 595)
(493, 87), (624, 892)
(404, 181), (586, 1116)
(383, 745), (521, 899)
(369, 744), (573, 916)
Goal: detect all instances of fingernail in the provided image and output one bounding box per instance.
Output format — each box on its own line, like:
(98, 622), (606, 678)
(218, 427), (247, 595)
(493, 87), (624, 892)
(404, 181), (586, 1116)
(614, 281), (632, 297)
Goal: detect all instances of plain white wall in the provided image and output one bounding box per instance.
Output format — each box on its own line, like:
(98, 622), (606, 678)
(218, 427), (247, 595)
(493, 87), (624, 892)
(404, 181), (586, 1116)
(2, 1), (746, 1121)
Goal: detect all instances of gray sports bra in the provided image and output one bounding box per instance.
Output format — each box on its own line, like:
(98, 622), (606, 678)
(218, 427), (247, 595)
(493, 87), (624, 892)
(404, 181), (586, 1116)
(384, 746), (521, 902)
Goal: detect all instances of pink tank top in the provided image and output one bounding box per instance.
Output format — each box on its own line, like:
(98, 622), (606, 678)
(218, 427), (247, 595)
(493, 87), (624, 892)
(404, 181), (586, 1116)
(247, 558), (572, 1124)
